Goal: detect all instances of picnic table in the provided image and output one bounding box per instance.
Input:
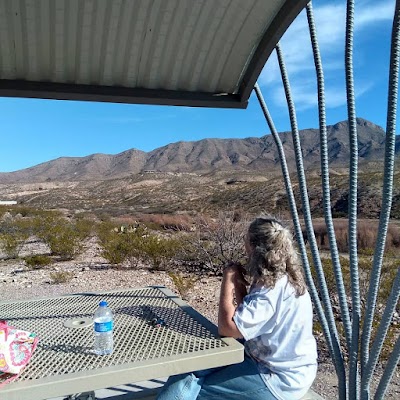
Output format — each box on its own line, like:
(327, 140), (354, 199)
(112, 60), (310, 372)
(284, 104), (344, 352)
(0, 286), (244, 400)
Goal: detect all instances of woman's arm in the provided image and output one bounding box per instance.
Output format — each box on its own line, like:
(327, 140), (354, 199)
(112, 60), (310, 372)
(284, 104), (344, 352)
(218, 265), (248, 338)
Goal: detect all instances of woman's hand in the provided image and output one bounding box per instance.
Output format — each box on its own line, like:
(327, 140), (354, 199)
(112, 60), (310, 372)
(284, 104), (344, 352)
(218, 262), (249, 339)
(223, 263), (249, 287)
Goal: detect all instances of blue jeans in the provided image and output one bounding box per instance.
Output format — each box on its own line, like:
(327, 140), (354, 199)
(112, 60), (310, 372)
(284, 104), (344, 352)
(156, 355), (277, 399)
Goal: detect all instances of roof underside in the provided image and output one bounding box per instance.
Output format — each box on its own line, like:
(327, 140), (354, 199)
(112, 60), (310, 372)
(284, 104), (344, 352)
(0, 0), (308, 108)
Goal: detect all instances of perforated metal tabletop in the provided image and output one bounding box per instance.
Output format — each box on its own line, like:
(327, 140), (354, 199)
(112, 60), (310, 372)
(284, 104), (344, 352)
(0, 286), (244, 400)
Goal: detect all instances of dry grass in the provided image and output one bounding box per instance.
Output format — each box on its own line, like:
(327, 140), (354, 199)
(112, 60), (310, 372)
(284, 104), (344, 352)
(135, 213), (193, 231)
(308, 219), (400, 254)
(168, 272), (198, 300)
(49, 270), (74, 284)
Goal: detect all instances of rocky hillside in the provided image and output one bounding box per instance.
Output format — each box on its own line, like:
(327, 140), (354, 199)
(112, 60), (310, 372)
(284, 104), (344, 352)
(0, 118), (393, 183)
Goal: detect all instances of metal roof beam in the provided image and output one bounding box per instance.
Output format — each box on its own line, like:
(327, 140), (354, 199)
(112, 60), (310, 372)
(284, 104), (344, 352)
(239, 0), (310, 102)
(0, 79), (246, 108)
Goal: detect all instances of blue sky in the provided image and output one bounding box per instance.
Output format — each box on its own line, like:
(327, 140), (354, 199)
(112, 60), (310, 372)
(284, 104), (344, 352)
(0, 0), (395, 172)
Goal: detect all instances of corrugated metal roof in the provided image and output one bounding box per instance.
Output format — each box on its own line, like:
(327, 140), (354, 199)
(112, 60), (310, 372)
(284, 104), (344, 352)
(0, 0), (308, 108)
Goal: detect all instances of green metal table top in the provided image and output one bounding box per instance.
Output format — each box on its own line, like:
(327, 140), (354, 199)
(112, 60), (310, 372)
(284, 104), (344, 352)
(0, 286), (244, 400)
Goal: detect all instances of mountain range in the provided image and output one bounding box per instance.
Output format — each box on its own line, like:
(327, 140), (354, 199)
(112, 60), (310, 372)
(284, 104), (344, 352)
(0, 118), (394, 184)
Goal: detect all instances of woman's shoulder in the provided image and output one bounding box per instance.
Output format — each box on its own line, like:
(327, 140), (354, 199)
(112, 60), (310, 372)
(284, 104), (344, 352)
(250, 275), (289, 297)
(250, 275), (308, 303)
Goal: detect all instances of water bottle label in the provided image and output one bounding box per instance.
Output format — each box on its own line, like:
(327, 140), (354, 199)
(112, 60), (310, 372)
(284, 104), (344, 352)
(95, 321), (113, 332)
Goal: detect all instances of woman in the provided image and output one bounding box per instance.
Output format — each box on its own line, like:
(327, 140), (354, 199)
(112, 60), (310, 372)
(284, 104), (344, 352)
(157, 216), (317, 399)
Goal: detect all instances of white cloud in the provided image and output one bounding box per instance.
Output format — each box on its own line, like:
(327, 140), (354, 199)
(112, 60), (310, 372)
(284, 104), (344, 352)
(356, 1), (394, 26)
(270, 75), (374, 112)
(258, 0), (395, 111)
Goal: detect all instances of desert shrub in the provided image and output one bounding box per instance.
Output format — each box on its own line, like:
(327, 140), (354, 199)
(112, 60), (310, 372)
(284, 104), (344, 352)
(96, 221), (141, 264)
(24, 254), (52, 269)
(310, 250), (399, 362)
(373, 322), (398, 362)
(34, 216), (89, 260)
(49, 270), (74, 284)
(168, 272), (197, 300)
(96, 220), (116, 242)
(0, 217), (36, 238)
(13, 207), (44, 218)
(312, 256), (351, 295)
(0, 219), (31, 259)
(183, 211), (249, 273)
(379, 259), (399, 302)
(46, 227), (81, 260)
(137, 234), (182, 271)
(0, 205), (61, 219)
(358, 247), (374, 256)
(74, 218), (94, 238)
(101, 230), (138, 265)
(365, 258), (399, 362)
(0, 232), (26, 259)
(314, 252), (398, 305)
(311, 253), (393, 301)
(96, 220), (183, 269)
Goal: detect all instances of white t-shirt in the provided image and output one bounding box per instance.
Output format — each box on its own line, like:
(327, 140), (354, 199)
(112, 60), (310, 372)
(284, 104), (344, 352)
(233, 275), (318, 400)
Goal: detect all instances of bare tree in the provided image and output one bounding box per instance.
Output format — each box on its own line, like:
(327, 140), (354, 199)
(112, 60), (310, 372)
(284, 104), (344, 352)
(184, 210), (249, 273)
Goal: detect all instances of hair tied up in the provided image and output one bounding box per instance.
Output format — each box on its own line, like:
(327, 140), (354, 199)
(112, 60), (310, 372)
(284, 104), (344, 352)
(247, 215), (306, 296)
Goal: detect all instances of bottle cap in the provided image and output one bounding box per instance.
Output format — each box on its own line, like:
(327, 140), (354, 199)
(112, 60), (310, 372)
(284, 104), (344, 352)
(99, 301), (108, 307)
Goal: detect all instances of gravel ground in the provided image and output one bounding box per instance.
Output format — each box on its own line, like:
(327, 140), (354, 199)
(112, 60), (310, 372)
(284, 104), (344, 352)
(0, 238), (399, 399)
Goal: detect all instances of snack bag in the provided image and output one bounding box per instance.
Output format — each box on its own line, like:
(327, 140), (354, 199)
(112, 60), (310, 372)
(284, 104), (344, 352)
(0, 320), (39, 387)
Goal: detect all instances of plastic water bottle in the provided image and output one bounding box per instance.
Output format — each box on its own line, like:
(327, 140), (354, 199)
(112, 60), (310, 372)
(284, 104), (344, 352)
(93, 300), (113, 355)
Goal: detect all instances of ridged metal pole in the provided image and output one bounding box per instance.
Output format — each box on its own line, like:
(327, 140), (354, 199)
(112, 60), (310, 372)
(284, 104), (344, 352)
(253, 82), (335, 360)
(306, 2), (352, 352)
(361, 269), (400, 398)
(275, 44), (346, 399)
(344, 0), (361, 398)
(360, 0), (400, 388)
(374, 335), (400, 399)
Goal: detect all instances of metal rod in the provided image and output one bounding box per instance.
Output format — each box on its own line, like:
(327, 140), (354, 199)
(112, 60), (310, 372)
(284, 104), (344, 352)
(275, 43), (346, 399)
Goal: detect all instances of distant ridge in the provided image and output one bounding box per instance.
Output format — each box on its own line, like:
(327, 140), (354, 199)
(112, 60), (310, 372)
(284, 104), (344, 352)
(0, 118), (394, 183)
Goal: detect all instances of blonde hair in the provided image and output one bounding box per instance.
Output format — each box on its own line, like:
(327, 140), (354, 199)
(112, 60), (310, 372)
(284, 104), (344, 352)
(246, 216), (306, 296)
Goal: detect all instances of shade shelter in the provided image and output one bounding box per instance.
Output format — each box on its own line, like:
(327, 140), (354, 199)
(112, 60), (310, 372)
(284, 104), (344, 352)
(0, 1), (399, 399)
(0, 0), (307, 108)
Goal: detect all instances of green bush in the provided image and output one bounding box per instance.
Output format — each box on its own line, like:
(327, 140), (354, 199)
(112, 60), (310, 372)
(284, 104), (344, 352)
(312, 256), (351, 295)
(358, 247), (375, 256)
(96, 221), (182, 269)
(379, 259), (399, 302)
(0, 233), (25, 259)
(138, 234), (182, 271)
(102, 232), (137, 264)
(75, 218), (94, 238)
(24, 255), (52, 270)
(35, 216), (89, 260)
(310, 252), (399, 362)
(0, 218), (32, 259)
(96, 222), (137, 264)
(0, 206), (61, 219)
(0, 210), (95, 262)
